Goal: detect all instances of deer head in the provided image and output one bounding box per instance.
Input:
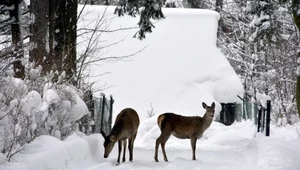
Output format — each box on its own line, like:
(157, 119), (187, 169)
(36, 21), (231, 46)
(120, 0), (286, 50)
(101, 130), (116, 158)
(202, 102), (215, 118)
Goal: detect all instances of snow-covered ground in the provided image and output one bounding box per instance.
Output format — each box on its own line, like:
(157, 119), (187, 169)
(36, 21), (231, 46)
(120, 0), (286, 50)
(1, 120), (300, 170)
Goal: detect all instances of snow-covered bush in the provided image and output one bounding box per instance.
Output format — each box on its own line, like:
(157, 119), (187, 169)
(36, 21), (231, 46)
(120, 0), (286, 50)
(42, 83), (89, 139)
(0, 75), (89, 160)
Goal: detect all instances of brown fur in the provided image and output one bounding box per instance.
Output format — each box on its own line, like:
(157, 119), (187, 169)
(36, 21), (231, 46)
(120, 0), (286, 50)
(154, 102), (215, 162)
(157, 114), (165, 129)
(101, 108), (140, 165)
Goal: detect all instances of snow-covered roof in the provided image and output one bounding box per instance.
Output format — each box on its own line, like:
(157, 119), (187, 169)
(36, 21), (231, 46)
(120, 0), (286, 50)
(78, 6), (244, 120)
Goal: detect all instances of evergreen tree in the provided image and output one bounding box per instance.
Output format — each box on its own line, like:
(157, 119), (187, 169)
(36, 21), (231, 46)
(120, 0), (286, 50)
(115, 0), (165, 39)
(30, 0), (49, 73)
(246, 0), (274, 96)
(280, 0), (300, 118)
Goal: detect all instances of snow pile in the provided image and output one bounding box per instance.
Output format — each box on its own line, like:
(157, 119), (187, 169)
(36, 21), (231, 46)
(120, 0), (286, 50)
(77, 6), (244, 120)
(0, 133), (103, 170)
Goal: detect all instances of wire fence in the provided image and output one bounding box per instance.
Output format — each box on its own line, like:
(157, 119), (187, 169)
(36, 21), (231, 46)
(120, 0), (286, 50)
(78, 92), (113, 135)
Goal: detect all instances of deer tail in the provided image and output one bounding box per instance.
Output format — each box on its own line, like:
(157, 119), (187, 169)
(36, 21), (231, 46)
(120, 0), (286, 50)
(157, 114), (165, 129)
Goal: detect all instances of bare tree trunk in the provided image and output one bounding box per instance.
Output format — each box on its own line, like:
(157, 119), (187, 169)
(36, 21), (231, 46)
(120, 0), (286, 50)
(30, 0), (49, 74)
(48, 0), (56, 74)
(53, 0), (77, 85)
(65, 0), (77, 85)
(10, 0), (25, 79)
(30, 0), (77, 83)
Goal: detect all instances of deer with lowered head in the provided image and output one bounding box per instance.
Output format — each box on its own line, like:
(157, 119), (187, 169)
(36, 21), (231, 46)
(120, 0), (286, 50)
(101, 108), (140, 165)
(154, 102), (215, 162)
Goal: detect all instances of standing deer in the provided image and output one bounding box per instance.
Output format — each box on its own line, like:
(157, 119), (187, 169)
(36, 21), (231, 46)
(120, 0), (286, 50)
(154, 102), (215, 162)
(101, 108), (140, 165)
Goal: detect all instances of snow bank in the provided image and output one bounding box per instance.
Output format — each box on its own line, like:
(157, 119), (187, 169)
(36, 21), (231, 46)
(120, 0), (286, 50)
(252, 134), (300, 169)
(2, 121), (300, 170)
(135, 119), (257, 150)
(0, 133), (104, 170)
(270, 122), (300, 140)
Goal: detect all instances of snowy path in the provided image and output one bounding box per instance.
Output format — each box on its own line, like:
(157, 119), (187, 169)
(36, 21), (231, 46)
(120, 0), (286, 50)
(88, 147), (256, 170)
(84, 120), (300, 170)
(88, 136), (300, 170)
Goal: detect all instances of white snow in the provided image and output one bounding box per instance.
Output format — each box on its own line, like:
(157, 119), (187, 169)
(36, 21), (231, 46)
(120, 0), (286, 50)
(1, 121), (300, 170)
(153, 3), (160, 11)
(43, 89), (60, 105)
(66, 94), (89, 123)
(0, 77), (28, 101)
(23, 0), (30, 6)
(21, 90), (42, 116)
(77, 6), (244, 121)
(1, 5), (300, 170)
(256, 93), (272, 108)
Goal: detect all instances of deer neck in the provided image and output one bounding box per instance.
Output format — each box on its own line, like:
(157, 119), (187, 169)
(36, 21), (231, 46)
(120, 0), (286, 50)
(202, 112), (213, 130)
(109, 124), (123, 140)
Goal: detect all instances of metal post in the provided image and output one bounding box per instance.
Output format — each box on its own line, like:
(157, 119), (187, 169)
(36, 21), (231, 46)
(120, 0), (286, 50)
(266, 100), (271, 136)
(100, 95), (106, 132)
(89, 91), (95, 133)
(257, 107), (262, 132)
(109, 95), (114, 132)
(261, 109), (265, 132)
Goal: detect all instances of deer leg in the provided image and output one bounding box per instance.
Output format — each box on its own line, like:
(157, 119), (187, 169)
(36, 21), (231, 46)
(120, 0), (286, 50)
(129, 133), (137, 162)
(161, 135), (170, 162)
(154, 136), (160, 162)
(155, 133), (167, 162)
(117, 140), (122, 165)
(155, 125), (171, 162)
(122, 139), (127, 162)
(190, 138), (197, 160)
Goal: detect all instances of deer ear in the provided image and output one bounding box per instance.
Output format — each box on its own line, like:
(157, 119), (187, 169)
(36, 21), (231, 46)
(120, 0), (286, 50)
(202, 102), (207, 109)
(211, 102), (215, 108)
(110, 135), (116, 142)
